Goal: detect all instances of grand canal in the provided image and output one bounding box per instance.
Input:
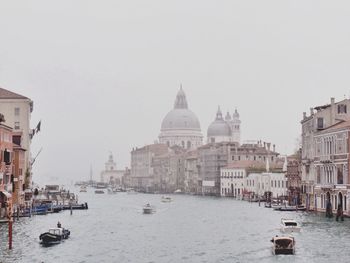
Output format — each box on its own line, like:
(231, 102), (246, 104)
(1, 188), (350, 263)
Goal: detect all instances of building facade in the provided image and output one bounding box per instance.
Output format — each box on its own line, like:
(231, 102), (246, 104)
(159, 87), (203, 150)
(0, 88), (33, 188)
(301, 97), (350, 211)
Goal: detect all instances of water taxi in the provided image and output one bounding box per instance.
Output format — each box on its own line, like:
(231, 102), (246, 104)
(143, 204), (153, 214)
(39, 226), (70, 246)
(161, 196), (172, 203)
(271, 236), (295, 255)
(280, 219), (301, 233)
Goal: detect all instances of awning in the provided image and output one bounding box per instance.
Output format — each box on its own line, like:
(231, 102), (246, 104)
(0, 190), (12, 199)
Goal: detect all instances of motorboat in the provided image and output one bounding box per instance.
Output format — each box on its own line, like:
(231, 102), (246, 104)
(94, 190), (105, 194)
(280, 219), (301, 233)
(80, 185), (87, 192)
(271, 236), (295, 255)
(174, 189), (182, 194)
(161, 196), (172, 203)
(143, 204), (153, 214)
(276, 205), (307, 212)
(126, 188), (137, 194)
(39, 227), (70, 245)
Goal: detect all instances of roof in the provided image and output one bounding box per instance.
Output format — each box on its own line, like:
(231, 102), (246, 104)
(316, 119), (350, 135)
(0, 87), (29, 100)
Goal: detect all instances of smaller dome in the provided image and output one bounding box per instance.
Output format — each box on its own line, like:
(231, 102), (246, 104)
(207, 107), (232, 137)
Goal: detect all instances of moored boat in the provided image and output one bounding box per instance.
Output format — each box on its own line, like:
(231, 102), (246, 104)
(95, 190), (105, 194)
(271, 236), (295, 255)
(80, 185), (87, 192)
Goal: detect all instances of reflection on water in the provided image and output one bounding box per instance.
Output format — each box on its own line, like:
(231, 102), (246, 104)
(1, 189), (350, 263)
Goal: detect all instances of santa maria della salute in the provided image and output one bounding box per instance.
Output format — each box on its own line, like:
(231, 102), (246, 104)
(158, 87), (241, 149)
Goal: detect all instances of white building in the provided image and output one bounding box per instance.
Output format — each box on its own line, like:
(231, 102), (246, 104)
(207, 107), (241, 144)
(159, 87), (203, 150)
(100, 153), (125, 185)
(220, 165), (246, 198)
(245, 172), (287, 198)
(0, 87), (33, 186)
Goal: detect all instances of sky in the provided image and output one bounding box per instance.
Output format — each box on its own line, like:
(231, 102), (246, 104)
(1, 1), (350, 185)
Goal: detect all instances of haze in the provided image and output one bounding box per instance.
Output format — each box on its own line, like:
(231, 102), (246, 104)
(0, 0), (349, 185)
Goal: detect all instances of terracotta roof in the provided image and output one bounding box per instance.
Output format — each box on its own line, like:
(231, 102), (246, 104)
(316, 119), (350, 135)
(0, 87), (29, 100)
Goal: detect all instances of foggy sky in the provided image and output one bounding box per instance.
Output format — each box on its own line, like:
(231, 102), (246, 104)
(1, 1), (350, 185)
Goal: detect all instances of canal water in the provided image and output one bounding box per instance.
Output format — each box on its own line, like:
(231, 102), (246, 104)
(1, 188), (350, 263)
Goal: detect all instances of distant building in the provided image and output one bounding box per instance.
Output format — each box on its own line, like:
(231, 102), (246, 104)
(184, 150), (200, 194)
(130, 144), (169, 191)
(0, 87), (34, 188)
(207, 107), (241, 144)
(159, 87), (203, 150)
(286, 151), (302, 205)
(100, 153), (124, 185)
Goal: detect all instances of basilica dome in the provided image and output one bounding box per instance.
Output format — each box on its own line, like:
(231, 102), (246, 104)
(207, 107), (232, 137)
(159, 87), (203, 149)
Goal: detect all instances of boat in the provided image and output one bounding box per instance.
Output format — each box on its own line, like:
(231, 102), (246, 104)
(271, 236), (295, 255)
(275, 205), (307, 212)
(161, 196), (172, 203)
(107, 188), (118, 194)
(95, 190), (105, 194)
(174, 189), (182, 194)
(126, 188), (137, 194)
(39, 227), (70, 246)
(264, 202), (272, 208)
(280, 219), (301, 233)
(80, 185), (87, 192)
(143, 204), (153, 214)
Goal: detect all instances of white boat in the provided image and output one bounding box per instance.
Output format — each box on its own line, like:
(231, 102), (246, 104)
(143, 204), (153, 214)
(79, 185), (87, 192)
(126, 188), (137, 194)
(271, 236), (295, 255)
(161, 196), (172, 203)
(280, 219), (301, 233)
(174, 189), (182, 194)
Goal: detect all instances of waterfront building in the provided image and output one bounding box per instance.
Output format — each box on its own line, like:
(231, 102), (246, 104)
(100, 153), (124, 186)
(300, 97), (350, 210)
(197, 142), (233, 195)
(152, 146), (186, 193)
(220, 162), (247, 198)
(0, 87), (34, 189)
(130, 144), (169, 191)
(312, 120), (350, 215)
(286, 151), (302, 205)
(0, 117), (14, 220)
(159, 87), (203, 150)
(184, 150), (200, 194)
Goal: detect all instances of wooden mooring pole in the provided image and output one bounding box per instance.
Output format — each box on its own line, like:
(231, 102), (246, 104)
(8, 219), (13, 249)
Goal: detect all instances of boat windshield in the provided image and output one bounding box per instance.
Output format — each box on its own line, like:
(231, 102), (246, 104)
(284, 222), (298, 226)
(49, 229), (62, 235)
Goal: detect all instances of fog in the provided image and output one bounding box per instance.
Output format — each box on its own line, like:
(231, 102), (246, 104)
(1, 0), (350, 185)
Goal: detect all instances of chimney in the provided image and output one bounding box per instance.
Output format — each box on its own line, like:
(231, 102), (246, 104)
(267, 142), (271, 151)
(303, 112), (306, 119)
(263, 142), (266, 149)
(273, 144), (275, 152)
(331, 97), (335, 105)
(310, 108), (314, 116)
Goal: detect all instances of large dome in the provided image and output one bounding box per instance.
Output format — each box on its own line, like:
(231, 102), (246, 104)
(207, 107), (232, 137)
(161, 109), (201, 131)
(160, 88), (201, 131)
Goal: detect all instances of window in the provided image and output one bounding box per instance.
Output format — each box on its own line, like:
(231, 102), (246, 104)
(14, 107), (20, 116)
(317, 118), (324, 129)
(338, 104), (347, 114)
(14, 122), (20, 130)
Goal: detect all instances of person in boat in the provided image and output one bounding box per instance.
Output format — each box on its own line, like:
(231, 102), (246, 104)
(57, 221), (62, 228)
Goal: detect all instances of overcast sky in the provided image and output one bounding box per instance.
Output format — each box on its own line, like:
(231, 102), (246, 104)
(1, 1), (350, 185)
